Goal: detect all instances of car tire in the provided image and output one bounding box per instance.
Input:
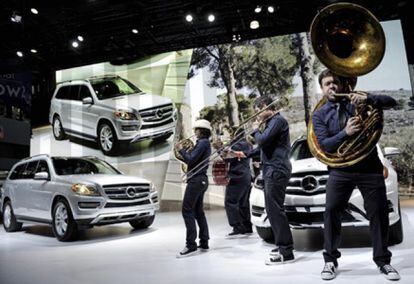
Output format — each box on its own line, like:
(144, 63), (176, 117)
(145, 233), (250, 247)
(388, 200), (403, 245)
(52, 199), (78, 242)
(2, 200), (23, 232)
(98, 122), (119, 156)
(129, 215), (155, 229)
(152, 133), (172, 144)
(52, 116), (67, 140)
(256, 226), (274, 243)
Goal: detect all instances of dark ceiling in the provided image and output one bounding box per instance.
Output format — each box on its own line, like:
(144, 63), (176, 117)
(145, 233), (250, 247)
(0, 0), (412, 71)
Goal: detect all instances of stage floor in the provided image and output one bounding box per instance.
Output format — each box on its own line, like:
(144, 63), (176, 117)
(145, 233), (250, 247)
(1, 205), (413, 284)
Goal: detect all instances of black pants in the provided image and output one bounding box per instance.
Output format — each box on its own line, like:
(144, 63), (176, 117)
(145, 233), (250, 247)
(182, 174), (209, 249)
(225, 175), (252, 231)
(323, 171), (392, 267)
(264, 172), (294, 256)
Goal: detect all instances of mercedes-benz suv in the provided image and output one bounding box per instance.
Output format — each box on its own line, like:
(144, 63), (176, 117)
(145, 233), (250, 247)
(0, 154), (159, 241)
(49, 75), (177, 155)
(250, 137), (403, 245)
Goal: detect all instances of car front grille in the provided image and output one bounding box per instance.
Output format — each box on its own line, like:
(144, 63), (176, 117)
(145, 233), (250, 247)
(102, 183), (150, 200)
(139, 103), (174, 124)
(286, 173), (329, 195)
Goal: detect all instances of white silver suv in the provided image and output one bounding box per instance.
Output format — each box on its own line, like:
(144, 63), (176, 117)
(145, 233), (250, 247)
(49, 75), (177, 155)
(0, 154), (159, 241)
(250, 137), (403, 245)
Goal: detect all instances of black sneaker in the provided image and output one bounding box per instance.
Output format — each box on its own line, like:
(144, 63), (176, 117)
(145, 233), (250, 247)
(226, 230), (247, 239)
(269, 248), (279, 257)
(321, 262), (337, 280)
(265, 252), (295, 265)
(198, 244), (209, 251)
(379, 264), (400, 281)
(176, 247), (197, 258)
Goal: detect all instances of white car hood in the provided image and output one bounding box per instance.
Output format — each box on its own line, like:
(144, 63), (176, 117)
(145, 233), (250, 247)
(56, 174), (150, 186)
(291, 158), (327, 174)
(102, 93), (172, 111)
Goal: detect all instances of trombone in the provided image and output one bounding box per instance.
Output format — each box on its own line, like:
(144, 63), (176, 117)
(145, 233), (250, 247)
(182, 97), (283, 182)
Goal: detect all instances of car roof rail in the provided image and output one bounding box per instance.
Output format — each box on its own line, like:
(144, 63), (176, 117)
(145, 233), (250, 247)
(88, 74), (119, 80)
(56, 79), (88, 85)
(21, 154), (50, 161)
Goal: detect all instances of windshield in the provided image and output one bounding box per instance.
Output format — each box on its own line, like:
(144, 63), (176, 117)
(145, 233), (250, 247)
(290, 140), (313, 161)
(90, 77), (142, 100)
(52, 157), (121, 175)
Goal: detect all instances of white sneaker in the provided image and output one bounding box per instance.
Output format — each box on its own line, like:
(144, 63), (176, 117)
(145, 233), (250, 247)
(379, 264), (401, 281)
(321, 262), (337, 280)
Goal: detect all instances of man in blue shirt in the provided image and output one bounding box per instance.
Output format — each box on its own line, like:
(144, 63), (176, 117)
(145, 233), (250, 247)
(249, 96), (295, 265)
(222, 127), (253, 238)
(175, 119), (212, 258)
(313, 69), (399, 281)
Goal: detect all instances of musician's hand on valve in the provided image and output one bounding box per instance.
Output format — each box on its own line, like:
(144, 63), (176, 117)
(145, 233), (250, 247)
(175, 143), (183, 151)
(350, 92), (367, 107)
(345, 117), (362, 136)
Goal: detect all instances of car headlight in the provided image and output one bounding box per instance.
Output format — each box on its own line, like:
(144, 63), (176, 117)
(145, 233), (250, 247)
(150, 182), (157, 193)
(115, 110), (138, 120)
(71, 184), (100, 196)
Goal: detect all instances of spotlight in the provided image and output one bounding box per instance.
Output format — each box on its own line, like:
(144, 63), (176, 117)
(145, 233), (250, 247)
(30, 8), (39, 15)
(16, 51), (23, 57)
(254, 6), (262, 13)
(185, 14), (193, 22)
(77, 35), (84, 42)
(268, 6), (275, 13)
(207, 14), (215, 22)
(10, 12), (22, 23)
(72, 41), (79, 48)
(250, 20), (259, 29)
(30, 49), (37, 53)
(131, 28), (138, 34)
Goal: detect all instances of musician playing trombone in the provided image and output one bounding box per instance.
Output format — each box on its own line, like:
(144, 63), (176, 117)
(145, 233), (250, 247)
(175, 119), (212, 258)
(238, 96), (295, 265)
(313, 69), (399, 280)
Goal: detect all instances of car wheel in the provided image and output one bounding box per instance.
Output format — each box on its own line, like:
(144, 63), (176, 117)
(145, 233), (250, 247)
(2, 200), (23, 232)
(52, 199), (78, 242)
(129, 215), (155, 229)
(152, 133), (172, 144)
(256, 226), (274, 243)
(98, 122), (119, 156)
(388, 200), (403, 245)
(52, 116), (67, 140)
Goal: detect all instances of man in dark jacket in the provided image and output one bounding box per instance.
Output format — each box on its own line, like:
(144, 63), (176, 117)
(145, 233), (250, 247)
(313, 69), (399, 281)
(175, 119), (212, 258)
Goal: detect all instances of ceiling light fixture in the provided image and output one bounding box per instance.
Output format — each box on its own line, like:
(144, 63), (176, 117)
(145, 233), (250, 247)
(16, 51), (23, 57)
(132, 28), (138, 34)
(185, 14), (193, 22)
(30, 49), (37, 53)
(30, 8), (39, 15)
(77, 35), (84, 42)
(254, 6), (262, 13)
(207, 14), (215, 22)
(72, 41), (79, 48)
(10, 12), (22, 23)
(250, 20), (260, 29)
(268, 6), (275, 13)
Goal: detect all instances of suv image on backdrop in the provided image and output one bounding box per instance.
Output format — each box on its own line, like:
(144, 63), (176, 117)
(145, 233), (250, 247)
(0, 154), (159, 241)
(250, 137), (403, 245)
(49, 75), (177, 155)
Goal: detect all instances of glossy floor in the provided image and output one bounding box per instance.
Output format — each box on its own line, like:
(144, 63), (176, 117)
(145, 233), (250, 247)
(0, 207), (413, 284)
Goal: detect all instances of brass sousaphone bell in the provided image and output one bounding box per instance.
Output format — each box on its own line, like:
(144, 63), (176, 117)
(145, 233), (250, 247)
(307, 2), (386, 168)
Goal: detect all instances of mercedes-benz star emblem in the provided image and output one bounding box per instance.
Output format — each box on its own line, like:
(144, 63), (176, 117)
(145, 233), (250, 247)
(155, 109), (163, 119)
(126, 187), (136, 198)
(301, 176), (318, 191)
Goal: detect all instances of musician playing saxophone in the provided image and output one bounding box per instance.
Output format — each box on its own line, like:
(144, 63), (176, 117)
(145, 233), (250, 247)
(313, 69), (399, 281)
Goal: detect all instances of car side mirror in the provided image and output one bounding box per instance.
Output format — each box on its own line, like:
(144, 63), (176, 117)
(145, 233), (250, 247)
(384, 147), (400, 158)
(34, 171), (49, 180)
(82, 97), (93, 105)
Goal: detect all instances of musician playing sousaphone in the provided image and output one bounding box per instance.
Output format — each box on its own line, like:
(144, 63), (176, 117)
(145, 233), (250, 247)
(174, 119), (212, 258)
(314, 70), (399, 281)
